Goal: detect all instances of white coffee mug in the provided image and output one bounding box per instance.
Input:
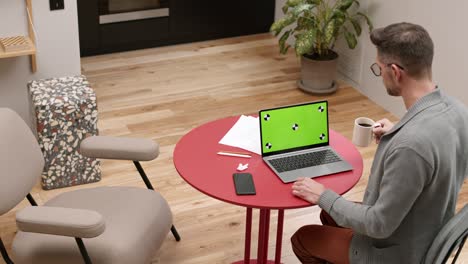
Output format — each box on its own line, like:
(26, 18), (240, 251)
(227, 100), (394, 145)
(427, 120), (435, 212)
(352, 117), (376, 147)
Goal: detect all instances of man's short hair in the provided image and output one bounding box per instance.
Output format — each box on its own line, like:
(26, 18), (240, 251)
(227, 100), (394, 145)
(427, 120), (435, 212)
(370, 22), (434, 79)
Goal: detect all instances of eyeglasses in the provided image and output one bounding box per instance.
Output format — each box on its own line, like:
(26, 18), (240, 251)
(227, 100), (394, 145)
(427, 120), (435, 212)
(370, 62), (405, 76)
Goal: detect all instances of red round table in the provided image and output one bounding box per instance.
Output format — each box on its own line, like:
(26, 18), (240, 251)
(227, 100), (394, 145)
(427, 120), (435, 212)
(174, 116), (363, 264)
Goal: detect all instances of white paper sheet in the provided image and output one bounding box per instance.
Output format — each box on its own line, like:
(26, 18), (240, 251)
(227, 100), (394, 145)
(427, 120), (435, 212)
(219, 115), (261, 155)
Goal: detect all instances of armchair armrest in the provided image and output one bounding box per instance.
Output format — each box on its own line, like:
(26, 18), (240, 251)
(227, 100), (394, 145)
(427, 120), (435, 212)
(80, 136), (159, 161)
(16, 206), (105, 238)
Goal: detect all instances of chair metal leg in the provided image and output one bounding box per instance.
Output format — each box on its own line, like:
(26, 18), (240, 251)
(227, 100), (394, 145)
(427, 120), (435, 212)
(451, 235), (467, 264)
(75, 238), (92, 264)
(133, 161), (155, 190)
(171, 225), (181, 242)
(26, 193), (37, 206)
(133, 161), (181, 241)
(0, 237), (14, 264)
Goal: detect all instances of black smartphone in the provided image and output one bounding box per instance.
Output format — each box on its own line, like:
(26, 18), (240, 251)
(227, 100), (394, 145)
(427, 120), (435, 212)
(233, 173), (256, 195)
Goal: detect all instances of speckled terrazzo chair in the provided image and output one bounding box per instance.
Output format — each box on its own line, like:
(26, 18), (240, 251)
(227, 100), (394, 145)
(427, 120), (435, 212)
(0, 108), (175, 264)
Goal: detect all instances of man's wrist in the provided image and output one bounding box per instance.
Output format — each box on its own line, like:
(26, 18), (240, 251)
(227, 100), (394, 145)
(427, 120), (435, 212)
(318, 184), (326, 197)
(318, 189), (341, 213)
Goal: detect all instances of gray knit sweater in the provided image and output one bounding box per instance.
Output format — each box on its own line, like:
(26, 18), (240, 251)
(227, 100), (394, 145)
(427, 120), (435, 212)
(319, 89), (468, 263)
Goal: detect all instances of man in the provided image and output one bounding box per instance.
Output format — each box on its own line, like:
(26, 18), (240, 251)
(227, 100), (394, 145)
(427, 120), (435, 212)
(290, 22), (468, 264)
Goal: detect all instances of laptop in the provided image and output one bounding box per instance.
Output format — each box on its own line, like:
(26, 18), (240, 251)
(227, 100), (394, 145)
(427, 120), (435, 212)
(259, 101), (353, 183)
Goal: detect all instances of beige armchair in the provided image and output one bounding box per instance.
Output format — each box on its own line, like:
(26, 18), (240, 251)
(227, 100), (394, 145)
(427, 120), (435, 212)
(0, 108), (179, 264)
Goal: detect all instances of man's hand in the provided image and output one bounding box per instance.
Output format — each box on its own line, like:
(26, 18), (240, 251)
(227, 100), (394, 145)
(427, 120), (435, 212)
(373, 118), (394, 144)
(292, 177), (326, 204)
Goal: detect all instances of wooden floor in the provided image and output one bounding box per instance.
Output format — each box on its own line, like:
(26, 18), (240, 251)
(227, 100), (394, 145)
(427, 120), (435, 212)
(1, 33), (466, 263)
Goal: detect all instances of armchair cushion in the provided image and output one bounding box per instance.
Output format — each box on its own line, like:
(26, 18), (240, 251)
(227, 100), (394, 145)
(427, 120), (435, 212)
(12, 187), (172, 264)
(80, 136), (159, 161)
(16, 206), (105, 238)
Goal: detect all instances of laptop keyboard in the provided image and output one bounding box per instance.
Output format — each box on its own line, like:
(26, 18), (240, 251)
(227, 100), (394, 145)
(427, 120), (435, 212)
(269, 150), (342, 173)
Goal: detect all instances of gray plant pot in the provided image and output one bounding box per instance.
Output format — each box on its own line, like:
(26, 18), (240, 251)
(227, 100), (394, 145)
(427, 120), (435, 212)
(297, 53), (339, 94)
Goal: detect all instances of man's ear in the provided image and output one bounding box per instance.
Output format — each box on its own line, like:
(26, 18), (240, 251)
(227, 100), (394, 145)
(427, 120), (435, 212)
(391, 64), (403, 82)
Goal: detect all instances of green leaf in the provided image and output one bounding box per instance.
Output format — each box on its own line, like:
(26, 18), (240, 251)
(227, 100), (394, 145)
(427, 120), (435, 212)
(297, 16), (315, 30)
(324, 20), (335, 46)
(336, 0), (355, 11)
(330, 9), (346, 32)
(279, 30), (292, 54)
(306, 0), (321, 5)
(282, 5), (289, 14)
(344, 28), (358, 49)
(270, 14), (296, 36)
(295, 29), (316, 56)
(286, 0), (305, 7)
(331, 9), (346, 20)
(356, 12), (373, 31)
(271, 3), (313, 35)
(291, 3), (314, 16)
(350, 18), (362, 36)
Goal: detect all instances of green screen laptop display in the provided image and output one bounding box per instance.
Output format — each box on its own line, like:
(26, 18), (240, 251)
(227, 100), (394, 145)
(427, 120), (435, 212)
(260, 101), (329, 154)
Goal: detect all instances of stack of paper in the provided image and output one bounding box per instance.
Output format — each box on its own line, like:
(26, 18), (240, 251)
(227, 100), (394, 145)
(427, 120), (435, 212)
(219, 115), (261, 155)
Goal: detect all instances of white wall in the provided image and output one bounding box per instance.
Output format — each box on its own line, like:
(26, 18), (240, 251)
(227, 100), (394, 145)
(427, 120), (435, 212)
(357, 0), (468, 117)
(275, 0), (468, 117)
(0, 0), (81, 124)
(275, 0), (287, 21)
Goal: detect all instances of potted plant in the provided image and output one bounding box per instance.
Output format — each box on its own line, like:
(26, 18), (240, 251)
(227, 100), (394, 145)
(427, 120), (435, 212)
(271, 0), (372, 94)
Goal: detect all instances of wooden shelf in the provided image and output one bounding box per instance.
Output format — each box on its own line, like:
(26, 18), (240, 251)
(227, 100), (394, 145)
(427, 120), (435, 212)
(0, 36), (36, 59)
(0, 0), (37, 72)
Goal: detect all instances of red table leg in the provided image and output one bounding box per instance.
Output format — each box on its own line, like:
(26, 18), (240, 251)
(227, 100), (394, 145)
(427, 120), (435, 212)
(274, 209), (284, 264)
(232, 208), (283, 264)
(244, 208), (253, 263)
(256, 209), (267, 264)
(261, 210), (271, 262)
